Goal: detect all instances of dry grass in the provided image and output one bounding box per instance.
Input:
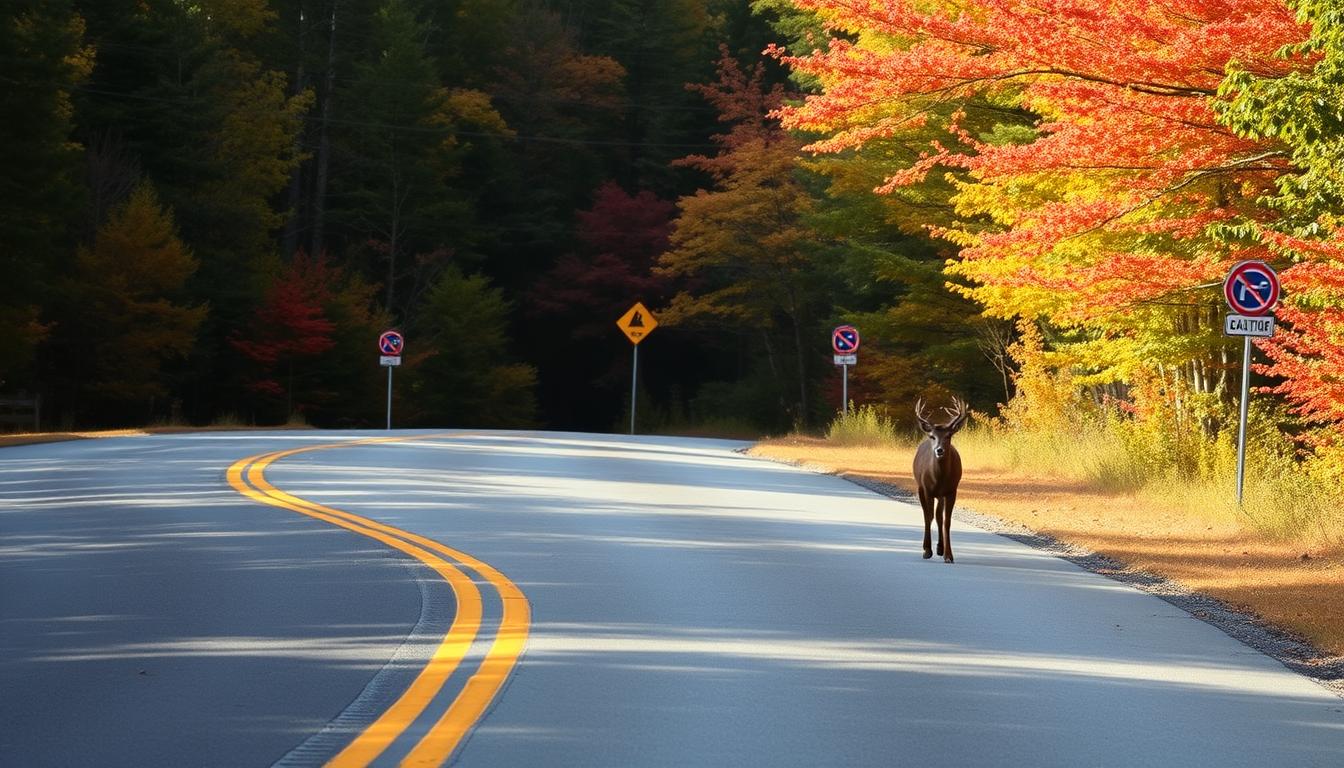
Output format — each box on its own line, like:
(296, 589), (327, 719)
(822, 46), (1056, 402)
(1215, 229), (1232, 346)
(0, 428), (157, 448)
(751, 436), (1344, 657)
(0, 423), (303, 449)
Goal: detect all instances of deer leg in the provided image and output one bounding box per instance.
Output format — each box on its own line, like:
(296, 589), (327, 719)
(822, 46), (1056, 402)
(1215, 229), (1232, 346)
(942, 491), (956, 563)
(918, 488), (934, 559)
(934, 497), (945, 557)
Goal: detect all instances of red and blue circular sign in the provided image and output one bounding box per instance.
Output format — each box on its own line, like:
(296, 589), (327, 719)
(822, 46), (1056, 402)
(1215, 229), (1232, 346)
(832, 325), (860, 354)
(1223, 261), (1280, 317)
(378, 330), (405, 356)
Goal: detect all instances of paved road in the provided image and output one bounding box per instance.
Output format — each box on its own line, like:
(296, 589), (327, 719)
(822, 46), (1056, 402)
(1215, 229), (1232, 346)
(3, 431), (1342, 767)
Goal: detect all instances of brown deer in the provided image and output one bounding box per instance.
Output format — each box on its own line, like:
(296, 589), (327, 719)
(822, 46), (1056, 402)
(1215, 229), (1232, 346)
(913, 397), (968, 563)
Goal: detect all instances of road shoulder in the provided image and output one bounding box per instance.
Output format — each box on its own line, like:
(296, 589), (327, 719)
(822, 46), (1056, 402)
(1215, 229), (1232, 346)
(747, 443), (1344, 699)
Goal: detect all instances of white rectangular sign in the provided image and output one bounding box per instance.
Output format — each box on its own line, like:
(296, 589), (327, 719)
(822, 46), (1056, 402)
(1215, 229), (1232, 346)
(380, 355), (402, 366)
(833, 354), (857, 366)
(1224, 314), (1274, 338)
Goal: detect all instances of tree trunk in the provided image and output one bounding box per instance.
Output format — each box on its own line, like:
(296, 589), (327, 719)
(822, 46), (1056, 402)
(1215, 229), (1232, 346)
(784, 284), (808, 431)
(310, 0), (338, 257)
(281, 2), (308, 258)
(386, 166), (402, 313)
(791, 319), (807, 429)
(761, 329), (780, 386)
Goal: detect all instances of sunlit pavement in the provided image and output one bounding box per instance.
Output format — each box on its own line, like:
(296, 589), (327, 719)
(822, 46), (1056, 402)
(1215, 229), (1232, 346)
(3, 431), (1343, 767)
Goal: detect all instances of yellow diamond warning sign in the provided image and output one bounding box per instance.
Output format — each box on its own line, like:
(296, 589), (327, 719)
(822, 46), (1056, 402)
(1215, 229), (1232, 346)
(617, 302), (658, 345)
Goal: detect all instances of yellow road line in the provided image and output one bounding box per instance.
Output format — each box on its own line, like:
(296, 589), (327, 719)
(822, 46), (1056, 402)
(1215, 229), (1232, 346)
(401, 543), (530, 767)
(225, 435), (530, 767)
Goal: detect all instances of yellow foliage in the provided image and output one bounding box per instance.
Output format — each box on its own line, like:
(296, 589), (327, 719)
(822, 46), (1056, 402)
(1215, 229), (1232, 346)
(71, 183), (205, 403)
(444, 89), (512, 135)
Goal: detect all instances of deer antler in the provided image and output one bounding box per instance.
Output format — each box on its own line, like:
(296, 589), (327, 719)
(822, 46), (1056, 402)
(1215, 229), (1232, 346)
(914, 397), (932, 430)
(945, 396), (969, 430)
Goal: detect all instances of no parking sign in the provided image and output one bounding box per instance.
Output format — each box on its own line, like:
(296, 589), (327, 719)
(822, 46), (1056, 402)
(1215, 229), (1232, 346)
(1222, 261), (1281, 506)
(832, 325), (860, 355)
(1223, 261), (1279, 317)
(378, 330), (404, 429)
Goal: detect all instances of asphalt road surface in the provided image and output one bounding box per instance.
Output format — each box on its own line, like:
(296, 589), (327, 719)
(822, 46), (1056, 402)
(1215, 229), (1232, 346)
(2, 431), (1342, 767)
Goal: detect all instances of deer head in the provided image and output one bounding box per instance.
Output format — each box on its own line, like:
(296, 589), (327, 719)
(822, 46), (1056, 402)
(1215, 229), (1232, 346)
(915, 396), (968, 460)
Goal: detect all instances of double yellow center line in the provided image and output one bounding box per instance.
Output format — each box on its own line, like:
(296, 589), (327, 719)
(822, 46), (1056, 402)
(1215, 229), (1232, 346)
(226, 435), (530, 767)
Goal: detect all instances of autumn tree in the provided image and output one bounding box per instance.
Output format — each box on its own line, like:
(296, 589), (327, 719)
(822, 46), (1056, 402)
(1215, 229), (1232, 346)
(480, 3), (626, 285)
(770, 0), (1311, 430)
(76, 0), (311, 280)
(49, 183), (205, 424)
(1214, 0), (1344, 462)
(559, 0), (725, 190)
(528, 181), (676, 427)
(532, 182), (675, 334)
(660, 47), (836, 429)
(230, 251), (340, 421)
(71, 0), (314, 423)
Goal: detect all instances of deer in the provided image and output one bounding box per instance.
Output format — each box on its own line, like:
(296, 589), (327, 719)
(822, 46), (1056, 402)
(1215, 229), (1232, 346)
(913, 396), (968, 563)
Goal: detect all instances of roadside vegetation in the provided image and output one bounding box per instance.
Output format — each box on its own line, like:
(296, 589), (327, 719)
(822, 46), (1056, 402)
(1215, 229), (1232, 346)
(820, 399), (1343, 547)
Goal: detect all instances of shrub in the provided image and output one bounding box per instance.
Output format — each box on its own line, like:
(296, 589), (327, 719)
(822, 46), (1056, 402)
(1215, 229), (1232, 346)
(826, 404), (900, 446)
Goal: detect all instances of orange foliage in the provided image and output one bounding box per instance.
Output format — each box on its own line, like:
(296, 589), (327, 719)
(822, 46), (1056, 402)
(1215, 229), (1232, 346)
(769, 0), (1344, 463)
(771, 0), (1310, 317)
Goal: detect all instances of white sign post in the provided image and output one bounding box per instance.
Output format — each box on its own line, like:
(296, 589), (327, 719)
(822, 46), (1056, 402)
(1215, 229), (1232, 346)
(378, 330), (405, 430)
(1222, 262), (1280, 504)
(617, 303), (658, 435)
(832, 326), (860, 415)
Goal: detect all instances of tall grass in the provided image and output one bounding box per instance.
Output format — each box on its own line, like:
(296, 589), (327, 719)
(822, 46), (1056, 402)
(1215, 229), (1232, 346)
(823, 399), (1344, 546)
(953, 419), (1145, 491)
(825, 404), (900, 446)
(209, 412), (249, 428)
(284, 411), (312, 428)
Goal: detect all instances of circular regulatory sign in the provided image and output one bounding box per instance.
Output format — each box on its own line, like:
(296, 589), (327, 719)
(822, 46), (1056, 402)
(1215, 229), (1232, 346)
(832, 325), (860, 355)
(1223, 261), (1280, 317)
(378, 330), (405, 356)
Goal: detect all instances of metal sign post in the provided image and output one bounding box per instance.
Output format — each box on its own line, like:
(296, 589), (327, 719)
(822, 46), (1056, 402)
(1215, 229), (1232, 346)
(1235, 336), (1251, 503)
(617, 303), (658, 435)
(832, 326), (860, 415)
(1222, 261), (1279, 504)
(386, 366), (394, 429)
(630, 344), (639, 435)
(378, 330), (405, 430)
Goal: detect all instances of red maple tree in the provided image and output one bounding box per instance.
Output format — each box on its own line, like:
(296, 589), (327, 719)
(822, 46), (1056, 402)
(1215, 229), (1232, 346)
(231, 251), (338, 415)
(530, 180), (675, 335)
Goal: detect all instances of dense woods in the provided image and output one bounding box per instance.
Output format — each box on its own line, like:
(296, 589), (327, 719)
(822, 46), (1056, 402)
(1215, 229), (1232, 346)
(4, 0), (1344, 481)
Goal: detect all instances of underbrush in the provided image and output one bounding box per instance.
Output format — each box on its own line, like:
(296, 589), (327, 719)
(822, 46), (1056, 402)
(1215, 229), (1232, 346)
(823, 404), (1344, 546)
(825, 404), (900, 446)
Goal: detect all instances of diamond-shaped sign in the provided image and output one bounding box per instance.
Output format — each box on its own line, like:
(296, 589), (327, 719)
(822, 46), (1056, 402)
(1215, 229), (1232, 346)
(617, 302), (658, 345)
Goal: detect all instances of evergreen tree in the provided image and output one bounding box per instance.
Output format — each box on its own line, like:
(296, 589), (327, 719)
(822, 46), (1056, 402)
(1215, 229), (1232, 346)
(409, 265), (538, 426)
(328, 0), (504, 318)
(0, 0), (92, 390)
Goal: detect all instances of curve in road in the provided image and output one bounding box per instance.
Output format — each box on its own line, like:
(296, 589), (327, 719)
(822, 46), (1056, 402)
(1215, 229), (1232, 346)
(227, 435), (530, 767)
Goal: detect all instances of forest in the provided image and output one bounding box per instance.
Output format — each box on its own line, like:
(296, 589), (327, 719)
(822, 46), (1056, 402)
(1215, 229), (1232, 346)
(4, 0), (1344, 486)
